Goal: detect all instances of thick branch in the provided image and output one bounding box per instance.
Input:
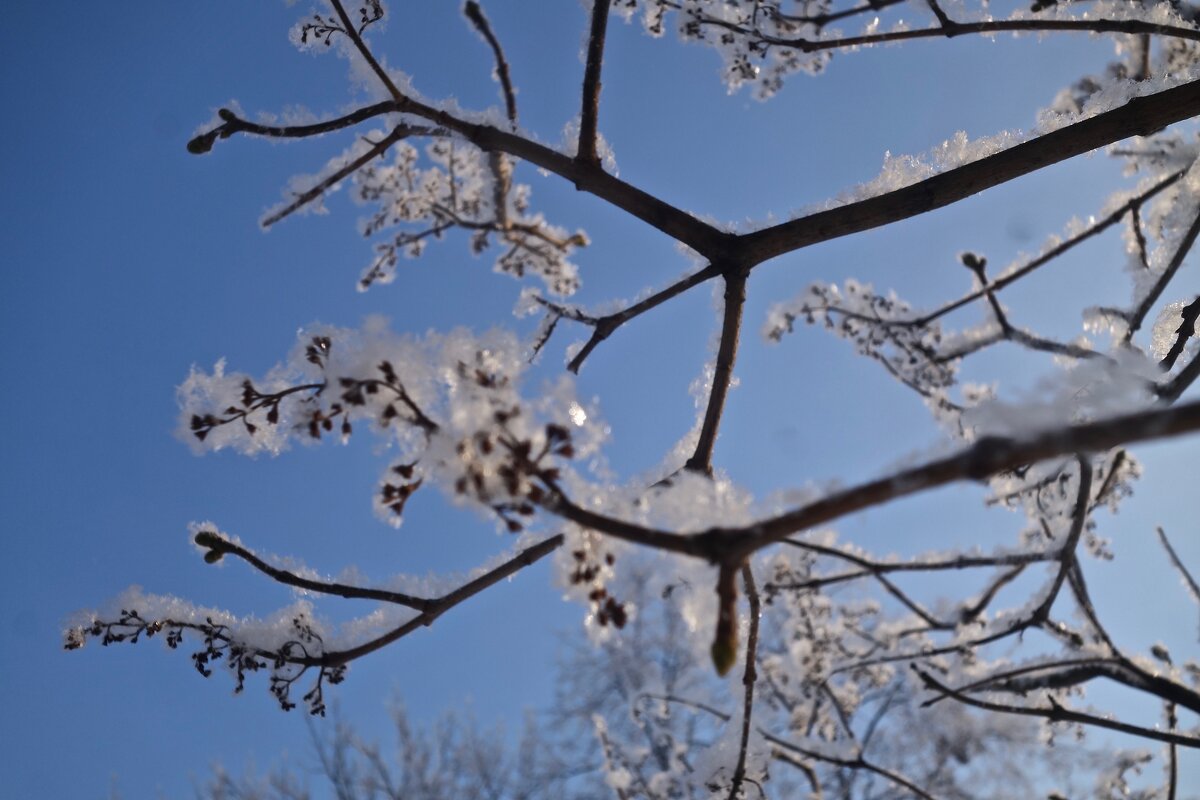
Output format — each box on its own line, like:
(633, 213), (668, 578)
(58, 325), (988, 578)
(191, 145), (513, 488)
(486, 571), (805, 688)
(389, 91), (734, 258)
(543, 400), (1200, 565)
(726, 400), (1200, 560)
(741, 79), (1200, 264)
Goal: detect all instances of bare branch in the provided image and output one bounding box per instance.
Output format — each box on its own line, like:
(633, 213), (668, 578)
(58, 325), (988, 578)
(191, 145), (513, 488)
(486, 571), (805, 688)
(696, 10), (1200, 58)
(1126, 210), (1200, 342)
(463, 1), (518, 126)
(186, 102), (401, 155)
(1167, 702), (1179, 800)
(651, 693), (941, 800)
(542, 400), (1200, 564)
(1160, 295), (1200, 370)
(261, 125), (415, 228)
(741, 79), (1200, 265)
(578, 0), (612, 167)
(727, 564), (761, 800)
(730, 403), (1198, 559)
(283, 532), (563, 667)
(1157, 526), (1200, 615)
(916, 169), (1183, 325)
(916, 668), (1200, 749)
(533, 263), (723, 372)
(328, 0), (407, 102)
(687, 265), (749, 475)
(192, 530), (432, 611)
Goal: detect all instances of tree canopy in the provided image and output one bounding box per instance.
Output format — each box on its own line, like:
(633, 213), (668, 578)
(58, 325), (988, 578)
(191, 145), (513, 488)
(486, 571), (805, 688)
(55, 2), (1200, 797)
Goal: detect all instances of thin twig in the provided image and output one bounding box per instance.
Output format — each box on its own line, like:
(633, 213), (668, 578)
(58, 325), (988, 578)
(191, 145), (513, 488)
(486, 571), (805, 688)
(186, 102), (402, 155)
(540, 263), (723, 373)
(1126, 209), (1200, 342)
(916, 668), (1200, 749)
(687, 265), (749, 475)
(329, 0), (407, 102)
(1157, 526), (1200, 612)
(695, 11), (1200, 57)
(261, 125), (413, 227)
(1167, 702), (1179, 800)
(649, 693), (940, 800)
(195, 532), (431, 611)
(727, 564), (761, 800)
(463, 1), (518, 126)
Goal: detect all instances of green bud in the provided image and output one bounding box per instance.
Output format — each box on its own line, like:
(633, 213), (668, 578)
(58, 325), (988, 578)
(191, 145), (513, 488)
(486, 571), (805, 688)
(711, 638), (737, 677)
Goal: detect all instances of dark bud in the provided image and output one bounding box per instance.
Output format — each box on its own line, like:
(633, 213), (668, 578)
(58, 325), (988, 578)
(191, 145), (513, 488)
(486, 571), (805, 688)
(193, 530), (224, 549)
(186, 129), (219, 155)
(959, 252), (986, 272)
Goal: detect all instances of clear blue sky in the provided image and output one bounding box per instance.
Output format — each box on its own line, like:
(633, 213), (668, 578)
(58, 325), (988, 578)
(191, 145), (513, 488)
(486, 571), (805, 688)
(1, 4), (1196, 797)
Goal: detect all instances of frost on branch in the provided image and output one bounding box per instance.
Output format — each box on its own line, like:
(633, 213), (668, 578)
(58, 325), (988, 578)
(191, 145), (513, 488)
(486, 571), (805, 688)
(179, 319), (605, 530)
(291, 0), (384, 51)
(764, 279), (967, 400)
(64, 587), (346, 715)
(614, 0), (832, 98)
(354, 139), (587, 295)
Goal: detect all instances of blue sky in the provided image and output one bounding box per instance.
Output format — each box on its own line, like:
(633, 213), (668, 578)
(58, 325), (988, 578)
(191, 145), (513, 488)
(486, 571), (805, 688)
(1, 3), (1197, 797)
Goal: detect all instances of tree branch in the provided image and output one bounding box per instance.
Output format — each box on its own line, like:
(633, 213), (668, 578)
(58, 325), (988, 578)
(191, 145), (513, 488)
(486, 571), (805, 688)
(578, 0), (612, 167)
(917, 169), (1185, 326)
(727, 401), (1200, 560)
(1125, 209), (1200, 342)
(532, 263), (723, 372)
(698, 11), (1200, 57)
(543, 400), (1200, 565)
(916, 668), (1200, 749)
(1159, 295), (1200, 371)
(1157, 526), (1200, 619)
(328, 0), (407, 102)
(727, 564), (761, 800)
(687, 265), (749, 475)
(463, 1), (518, 126)
(186, 102), (400, 155)
(295, 533), (564, 667)
(192, 530), (432, 611)
(740, 79), (1200, 265)
(261, 125), (415, 228)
